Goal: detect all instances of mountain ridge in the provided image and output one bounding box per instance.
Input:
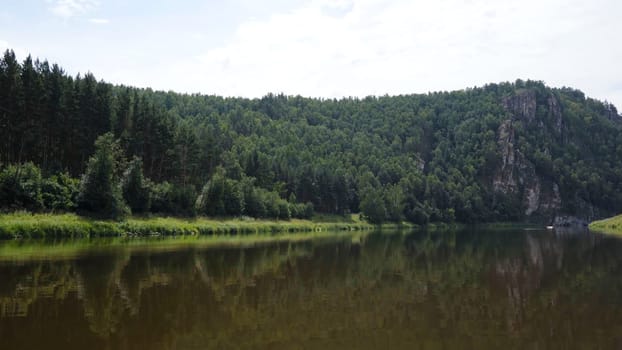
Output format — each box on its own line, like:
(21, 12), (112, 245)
(1, 48), (621, 224)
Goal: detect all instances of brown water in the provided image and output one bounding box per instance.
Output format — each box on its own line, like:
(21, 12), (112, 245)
(0, 228), (621, 349)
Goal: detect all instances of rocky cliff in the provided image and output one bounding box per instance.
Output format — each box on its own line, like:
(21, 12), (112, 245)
(492, 88), (617, 224)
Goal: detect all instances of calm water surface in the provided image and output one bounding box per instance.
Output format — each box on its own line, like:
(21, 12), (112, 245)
(1, 228), (621, 349)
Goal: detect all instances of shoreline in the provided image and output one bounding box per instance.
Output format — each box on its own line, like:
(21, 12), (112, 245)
(589, 215), (622, 235)
(0, 212), (386, 239)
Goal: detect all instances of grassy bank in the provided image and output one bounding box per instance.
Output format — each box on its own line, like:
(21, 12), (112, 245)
(0, 212), (376, 239)
(0, 230), (381, 261)
(589, 214), (622, 235)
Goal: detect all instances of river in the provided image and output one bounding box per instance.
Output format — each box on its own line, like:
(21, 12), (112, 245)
(0, 227), (620, 349)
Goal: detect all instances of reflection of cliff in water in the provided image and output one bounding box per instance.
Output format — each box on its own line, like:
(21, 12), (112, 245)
(1, 230), (622, 349)
(489, 230), (599, 334)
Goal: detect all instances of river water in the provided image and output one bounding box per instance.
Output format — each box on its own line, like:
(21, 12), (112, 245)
(0, 228), (620, 349)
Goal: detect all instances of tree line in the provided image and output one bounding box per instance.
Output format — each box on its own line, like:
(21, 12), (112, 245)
(1, 49), (621, 222)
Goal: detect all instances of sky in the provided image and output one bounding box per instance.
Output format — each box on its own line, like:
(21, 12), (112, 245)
(1, 0), (621, 109)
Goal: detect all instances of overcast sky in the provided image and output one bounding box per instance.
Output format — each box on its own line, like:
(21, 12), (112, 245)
(1, 0), (621, 108)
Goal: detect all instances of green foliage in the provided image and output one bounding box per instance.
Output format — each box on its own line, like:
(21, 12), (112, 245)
(41, 173), (79, 211)
(169, 185), (198, 217)
(2, 48), (622, 223)
(290, 202), (314, 219)
(77, 133), (129, 219)
(121, 157), (151, 214)
(384, 184), (405, 222)
(203, 166), (238, 216)
(240, 177), (265, 217)
(197, 168), (310, 220)
(150, 181), (197, 217)
(360, 187), (387, 224)
(590, 214), (622, 235)
(0, 163), (43, 211)
(277, 198), (291, 220)
(0, 212), (374, 239)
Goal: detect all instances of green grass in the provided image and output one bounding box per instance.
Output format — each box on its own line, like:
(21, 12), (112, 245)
(0, 212), (376, 239)
(589, 214), (622, 235)
(0, 230), (376, 261)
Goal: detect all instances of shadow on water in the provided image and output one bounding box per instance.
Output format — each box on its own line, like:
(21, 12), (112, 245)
(1, 227), (622, 349)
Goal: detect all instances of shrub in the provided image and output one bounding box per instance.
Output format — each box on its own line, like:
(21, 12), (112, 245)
(41, 173), (79, 211)
(0, 162), (43, 211)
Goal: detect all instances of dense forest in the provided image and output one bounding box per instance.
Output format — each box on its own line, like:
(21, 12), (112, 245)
(1, 49), (621, 223)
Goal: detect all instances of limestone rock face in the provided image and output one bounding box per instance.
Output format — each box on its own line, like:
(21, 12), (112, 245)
(502, 89), (537, 123)
(524, 181), (540, 216)
(604, 103), (622, 123)
(493, 90), (563, 221)
(547, 95), (563, 135)
(492, 120), (519, 194)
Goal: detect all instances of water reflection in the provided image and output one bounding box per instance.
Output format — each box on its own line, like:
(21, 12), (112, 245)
(1, 229), (622, 349)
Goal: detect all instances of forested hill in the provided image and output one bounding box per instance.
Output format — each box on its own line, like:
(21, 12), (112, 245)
(1, 49), (621, 223)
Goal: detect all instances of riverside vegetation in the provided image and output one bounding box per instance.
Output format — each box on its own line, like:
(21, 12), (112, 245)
(1, 49), (622, 228)
(589, 214), (622, 235)
(0, 212), (378, 239)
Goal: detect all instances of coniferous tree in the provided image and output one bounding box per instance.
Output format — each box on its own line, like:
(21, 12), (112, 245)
(121, 156), (151, 214)
(1, 49), (622, 223)
(0, 50), (22, 164)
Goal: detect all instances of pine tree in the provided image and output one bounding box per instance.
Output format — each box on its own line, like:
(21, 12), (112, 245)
(0, 50), (22, 164)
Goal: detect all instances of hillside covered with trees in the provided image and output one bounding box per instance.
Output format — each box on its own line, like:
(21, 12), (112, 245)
(1, 49), (621, 223)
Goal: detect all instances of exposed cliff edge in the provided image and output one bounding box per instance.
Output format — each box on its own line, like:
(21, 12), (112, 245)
(493, 88), (618, 224)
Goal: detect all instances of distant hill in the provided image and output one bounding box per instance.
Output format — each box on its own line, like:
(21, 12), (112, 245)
(1, 49), (621, 223)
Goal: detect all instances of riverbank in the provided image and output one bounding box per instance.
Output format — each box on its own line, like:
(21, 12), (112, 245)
(589, 214), (622, 235)
(0, 212), (383, 239)
(0, 230), (382, 261)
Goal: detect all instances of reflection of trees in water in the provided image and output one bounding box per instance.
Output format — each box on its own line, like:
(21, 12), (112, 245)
(0, 242), (316, 349)
(0, 261), (77, 318)
(75, 251), (131, 337)
(1, 231), (622, 349)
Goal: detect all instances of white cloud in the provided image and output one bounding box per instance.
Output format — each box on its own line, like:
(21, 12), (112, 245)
(88, 18), (109, 24)
(153, 0), (622, 108)
(48, 0), (99, 19)
(0, 40), (29, 58)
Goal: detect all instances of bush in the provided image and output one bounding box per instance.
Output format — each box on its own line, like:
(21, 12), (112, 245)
(277, 199), (291, 220)
(197, 172), (310, 220)
(244, 187), (267, 218)
(290, 202), (314, 219)
(41, 173), (79, 211)
(197, 167), (246, 217)
(0, 163), (43, 211)
(264, 192), (281, 218)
